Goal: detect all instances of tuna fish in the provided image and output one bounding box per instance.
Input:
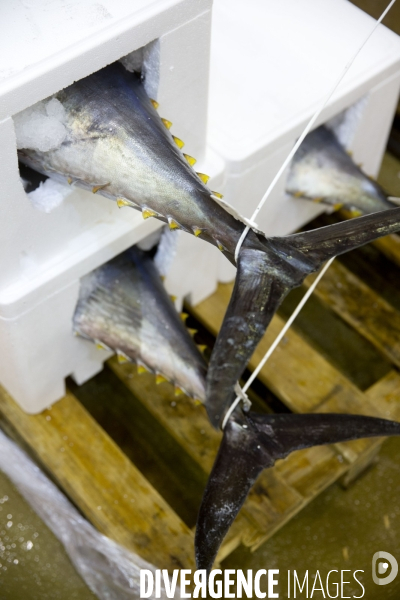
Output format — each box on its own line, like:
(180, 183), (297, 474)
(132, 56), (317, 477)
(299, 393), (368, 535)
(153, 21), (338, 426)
(286, 125), (395, 215)
(195, 408), (400, 572)
(17, 63), (400, 429)
(73, 247), (207, 401)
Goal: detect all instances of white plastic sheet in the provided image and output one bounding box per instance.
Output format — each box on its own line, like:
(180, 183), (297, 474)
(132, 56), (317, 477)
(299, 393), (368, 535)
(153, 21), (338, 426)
(0, 428), (174, 599)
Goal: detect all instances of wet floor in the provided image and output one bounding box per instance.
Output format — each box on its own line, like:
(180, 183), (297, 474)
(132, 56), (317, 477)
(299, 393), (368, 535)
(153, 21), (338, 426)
(0, 468), (96, 600)
(0, 434), (399, 598)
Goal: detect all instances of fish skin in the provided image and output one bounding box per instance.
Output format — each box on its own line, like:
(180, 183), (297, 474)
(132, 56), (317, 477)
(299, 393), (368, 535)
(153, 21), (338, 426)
(195, 409), (400, 572)
(73, 247), (207, 401)
(286, 125), (394, 214)
(18, 63), (255, 263)
(18, 64), (400, 427)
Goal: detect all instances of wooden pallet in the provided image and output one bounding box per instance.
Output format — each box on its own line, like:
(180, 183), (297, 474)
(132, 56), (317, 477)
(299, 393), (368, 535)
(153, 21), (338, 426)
(1, 236), (400, 569)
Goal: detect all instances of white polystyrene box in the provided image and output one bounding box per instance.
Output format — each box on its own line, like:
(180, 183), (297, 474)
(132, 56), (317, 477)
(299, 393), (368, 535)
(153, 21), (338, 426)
(208, 0), (400, 282)
(0, 0), (214, 413)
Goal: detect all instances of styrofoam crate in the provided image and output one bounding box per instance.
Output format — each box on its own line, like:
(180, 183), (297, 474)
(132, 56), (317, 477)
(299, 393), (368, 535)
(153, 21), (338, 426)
(208, 0), (400, 282)
(0, 0), (214, 413)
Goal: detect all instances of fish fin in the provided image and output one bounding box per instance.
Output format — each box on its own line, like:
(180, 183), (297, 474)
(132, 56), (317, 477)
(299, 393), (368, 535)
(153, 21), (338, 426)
(284, 207), (400, 267)
(142, 207), (158, 219)
(150, 98), (159, 109)
(172, 136), (184, 149)
(92, 183), (110, 194)
(183, 154), (197, 166)
(197, 173), (210, 184)
(168, 217), (181, 230)
(161, 118), (173, 130)
(195, 409), (400, 572)
(117, 351), (130, 364)
(117, 198), (134, 208)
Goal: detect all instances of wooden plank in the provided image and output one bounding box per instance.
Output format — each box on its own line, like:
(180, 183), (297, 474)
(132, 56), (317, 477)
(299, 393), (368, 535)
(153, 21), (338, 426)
(340, 369), (400, 487)
(305, 260), (400, 368)
(373, 235), (400, 269)
(189, 281), (392, 480)
(189, 281), (380, 418)
(0, 384), (195, 571)
(109, 358), (361, 556)
(109, 358), (303, 556)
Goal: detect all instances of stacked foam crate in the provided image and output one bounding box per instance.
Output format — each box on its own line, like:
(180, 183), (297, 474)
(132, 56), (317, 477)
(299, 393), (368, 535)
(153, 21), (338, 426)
(1, 0), (400, 414)
(0, 0), (224, 413)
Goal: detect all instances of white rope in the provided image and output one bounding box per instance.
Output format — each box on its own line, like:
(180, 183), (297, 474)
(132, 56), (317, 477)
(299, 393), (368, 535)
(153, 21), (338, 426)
(221, 383), (252, 430)
(234, 0), (396, 264)
(221, 0), (397, 429)
(222, 257), (336, 428)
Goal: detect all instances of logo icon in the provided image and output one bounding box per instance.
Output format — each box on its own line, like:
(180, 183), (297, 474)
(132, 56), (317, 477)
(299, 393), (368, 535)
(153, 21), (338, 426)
(372, 551), (398, 586)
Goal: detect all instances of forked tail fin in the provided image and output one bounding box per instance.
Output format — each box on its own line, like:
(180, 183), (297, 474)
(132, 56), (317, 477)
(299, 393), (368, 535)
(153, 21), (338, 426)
(206, 207), (400, 428)
(195, 409), (400, 572)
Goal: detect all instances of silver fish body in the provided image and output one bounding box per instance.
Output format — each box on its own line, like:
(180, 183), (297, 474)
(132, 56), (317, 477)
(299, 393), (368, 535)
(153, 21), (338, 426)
(19, 64), (250, 261)
(73, 247), (207, 401)
(18, 64), (400, 429)
(286, 125), (394, 215)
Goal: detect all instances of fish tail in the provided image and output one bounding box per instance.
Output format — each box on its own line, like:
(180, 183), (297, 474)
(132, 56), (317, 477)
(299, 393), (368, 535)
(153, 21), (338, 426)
(205, 207), (400, 428)
(195, 410), (400, 572)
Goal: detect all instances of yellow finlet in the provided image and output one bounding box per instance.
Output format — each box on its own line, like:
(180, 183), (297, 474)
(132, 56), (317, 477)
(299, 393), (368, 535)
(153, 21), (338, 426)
(142, 207), (158, 219)
(168, 217), (180, 230)
(67, 177), (73, 185)
(211, 191), (223, 199)
(217, 241), (227, 252)
(194, 399), (202, 406)
(95, 340), (109, 351)
(155, 373), (168, 385)
(197, 344), (207, 353)
(150, 98), (159, 109)
(137, 363), (148, 375)
(188, 328), (198, 337)
(174, 386), (185, 397)
(293, 191), (304, 198)
(193, 227), (202, 237)
(312, 197), (324, 204)
(197, 173), (210, 184)
(117, 198), (132, 208)
(172, 135), (184, 149)
(92, 183), (110, 194)
(350, 209), (362, 217)
(161, 118), (173, 130)
(180, 312), (189, 323)
(170, 295), (177, 303)
(183, 154), (196, 166)
(117, 351), (129, 364)
(333, 203), (344, 211)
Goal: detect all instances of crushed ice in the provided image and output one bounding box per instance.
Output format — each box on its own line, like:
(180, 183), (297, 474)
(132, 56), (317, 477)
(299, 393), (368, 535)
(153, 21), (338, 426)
(27, 179), (73, 213)
(14, 98), (67, 152)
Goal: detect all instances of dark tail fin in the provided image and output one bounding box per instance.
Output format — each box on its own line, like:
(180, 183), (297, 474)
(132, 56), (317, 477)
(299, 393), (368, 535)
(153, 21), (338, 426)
(195, 409), (400, 572)
(206, 207), (400, 428)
